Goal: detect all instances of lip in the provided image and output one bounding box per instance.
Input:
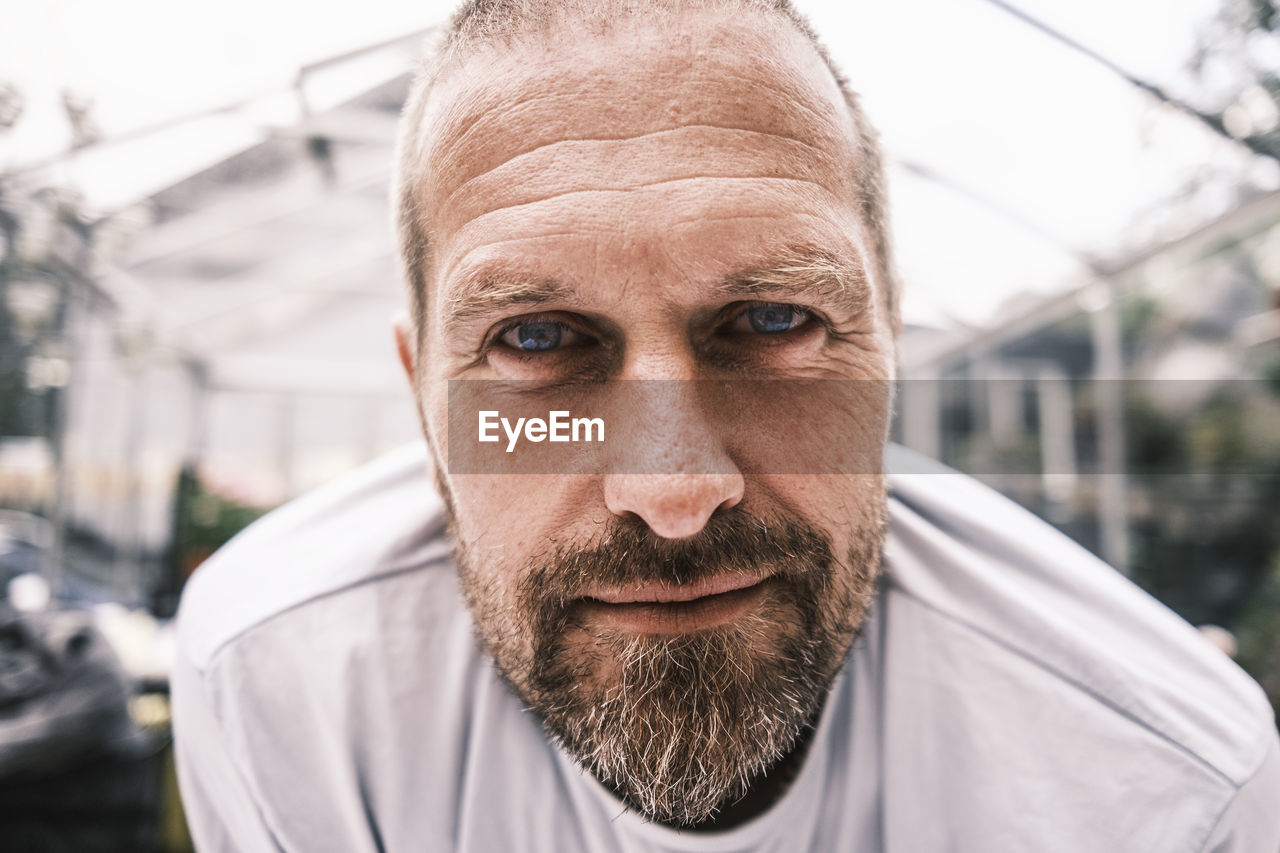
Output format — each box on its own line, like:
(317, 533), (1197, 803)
(584, 573), (766, 604)
(574, 574), (777, 634)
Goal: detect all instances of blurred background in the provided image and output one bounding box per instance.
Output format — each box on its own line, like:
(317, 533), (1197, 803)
(1, 0), (1279, 848)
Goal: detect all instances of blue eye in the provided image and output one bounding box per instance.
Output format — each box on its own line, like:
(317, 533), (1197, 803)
(516, 322), (561, 350)
(500, 320), (565, 352)
(746, 302), (804, 334)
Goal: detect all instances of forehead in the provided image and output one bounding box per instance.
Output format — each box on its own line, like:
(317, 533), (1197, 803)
(411, 9), (864, 308)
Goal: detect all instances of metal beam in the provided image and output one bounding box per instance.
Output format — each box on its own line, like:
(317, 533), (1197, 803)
(157, 230), (397, 353)
(126, 153), (389, 267)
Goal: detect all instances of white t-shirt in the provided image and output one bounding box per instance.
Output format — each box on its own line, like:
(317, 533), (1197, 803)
(172, 444), (1280, 852)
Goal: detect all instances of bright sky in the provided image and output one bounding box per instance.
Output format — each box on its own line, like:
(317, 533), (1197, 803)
(1, 0), (1268, 327)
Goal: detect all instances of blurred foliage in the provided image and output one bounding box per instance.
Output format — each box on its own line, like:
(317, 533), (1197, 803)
(937, 255), (1280, 719)
(0, 193), (32, 437)
(1126, 381), (1280, 719)
(1235, 553), (1280, 721)
(0, 290), (28, 436)
(1191, 0), (1280, 154)
(167, 467), (268, 585)
(1264, 351), (1280, 390)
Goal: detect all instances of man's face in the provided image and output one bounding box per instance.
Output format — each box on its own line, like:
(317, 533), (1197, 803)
(401, 10), (895, 825)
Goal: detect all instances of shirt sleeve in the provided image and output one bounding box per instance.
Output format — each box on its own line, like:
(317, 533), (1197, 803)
(1199, 731), (1280, 853)
(171, 647), (284, 853)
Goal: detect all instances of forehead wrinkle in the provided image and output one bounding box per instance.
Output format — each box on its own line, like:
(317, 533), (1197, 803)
(450, 175), (845, 235)
(433, 102), (848, 207)
(668, 210), (829, 229)
(446, 178), (849, 260)
(424, 38), (853, 207)
(441, 124), (834, 213)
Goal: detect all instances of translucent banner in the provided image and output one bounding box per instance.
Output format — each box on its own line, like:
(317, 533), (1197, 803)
(444, 378), (1279, 476)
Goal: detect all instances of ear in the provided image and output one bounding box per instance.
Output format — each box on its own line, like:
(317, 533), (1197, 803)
(393, 312), (417, 385)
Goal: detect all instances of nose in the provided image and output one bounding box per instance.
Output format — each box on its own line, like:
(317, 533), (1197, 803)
(601, 377), (744, 539)
(604, 472), (744, 539)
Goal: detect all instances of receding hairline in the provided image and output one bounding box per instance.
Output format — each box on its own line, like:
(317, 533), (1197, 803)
(393, 0), (899, 341)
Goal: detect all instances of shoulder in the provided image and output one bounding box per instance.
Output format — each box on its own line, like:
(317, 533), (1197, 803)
(883, 445), (1279, 847)
(175, 442), (453, 671)
(170, 445), (495, 852)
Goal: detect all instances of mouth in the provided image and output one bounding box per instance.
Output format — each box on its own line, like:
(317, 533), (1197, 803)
(574, 573), (777, 634)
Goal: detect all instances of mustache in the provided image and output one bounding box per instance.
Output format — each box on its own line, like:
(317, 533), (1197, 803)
(518, 509), (836, 611)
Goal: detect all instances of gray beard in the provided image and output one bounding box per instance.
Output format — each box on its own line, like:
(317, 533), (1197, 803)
(531, 597), (862, 824)
(454, 507), (884, 826)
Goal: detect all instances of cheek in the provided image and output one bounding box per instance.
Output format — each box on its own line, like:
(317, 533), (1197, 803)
(824, 475), (889, 565)
(712, 380), (891, 478)
(449, 476), (539, 558)
(757, 474), (886, 539)
(446, 474), (601, 564)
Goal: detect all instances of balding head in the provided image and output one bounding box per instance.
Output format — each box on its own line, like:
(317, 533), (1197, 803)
(393, 0), (896, 339)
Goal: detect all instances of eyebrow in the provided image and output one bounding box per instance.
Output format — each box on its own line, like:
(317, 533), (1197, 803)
(444, 271), (574, 326)
(443, 246), (872, 327)
(718, 247), (872, 313)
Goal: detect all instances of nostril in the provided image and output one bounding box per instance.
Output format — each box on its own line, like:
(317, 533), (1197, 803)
(714, 490), (744, 516)
(604, 472), (745, 540)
